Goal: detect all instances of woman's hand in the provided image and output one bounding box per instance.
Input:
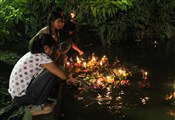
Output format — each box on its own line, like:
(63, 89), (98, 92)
(66, 77), (79, 86)
(67, 72), (73, 78)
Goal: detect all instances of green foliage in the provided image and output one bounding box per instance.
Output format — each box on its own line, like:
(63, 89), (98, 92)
(0, 81), (24, 120)
(155, 0), (175, 40)
(73, 0), (133, 45)
(0, 51), (21, 65)
(67, 0), (175, 46)
(0, 102), (25, 120)
(22, 108), (32, 120)
(0, 0), (175, 47)
(126, 0), (175, 41)
(25, 0), (65, 37)
(0, 0), (66, 45)
(0, 0), (28, 45)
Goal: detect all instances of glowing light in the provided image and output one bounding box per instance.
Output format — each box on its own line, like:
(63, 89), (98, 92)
(70, 12), (75, 19)
(66, 62), (70, 67)
(143, 72), (148, 80)
(97, 79), (101, 85)
(92, 56), (96, 61)
(76, 56), (81, 64)
(106, 76), (114, 83)
(83, 62), (87, 68)
(144, 72), (148, 76)
(100, 61), (103, 66)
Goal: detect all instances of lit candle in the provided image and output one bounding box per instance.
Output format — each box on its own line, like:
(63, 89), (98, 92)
(92, 56), (96, 62)
(97, 79), (101, 85)
(66, 62), (70, 67)
(144, 72), (148, 80)
(70, 12), (75, 19)
(106, 76), (114, 83)
(118, 69), (124, 75)
(76, 56), (81, 64)
(83, 62), (87, 68)
(100, 61), (103, 66)
(76, 56), (79, 61)
(123, 72), (128, 80)
(102, 55), (107, 62)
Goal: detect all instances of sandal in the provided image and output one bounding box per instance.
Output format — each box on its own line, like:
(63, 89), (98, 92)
(168, 109), (175, 118)
(30, 103), (55, 116)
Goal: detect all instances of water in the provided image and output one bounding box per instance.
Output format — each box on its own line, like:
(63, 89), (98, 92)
(60, 42), (175, 120)
(2, 41), (175, 120)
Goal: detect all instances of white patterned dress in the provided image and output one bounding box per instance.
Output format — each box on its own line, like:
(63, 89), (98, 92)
(8, 52), (53, 99)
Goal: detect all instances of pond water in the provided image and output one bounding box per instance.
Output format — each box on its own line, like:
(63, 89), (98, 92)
(59, 42), (175, 120)
(1, 40), (175, 120)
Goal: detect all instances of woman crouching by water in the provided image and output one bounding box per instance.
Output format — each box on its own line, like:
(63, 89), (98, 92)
(8, 33), (77, 115)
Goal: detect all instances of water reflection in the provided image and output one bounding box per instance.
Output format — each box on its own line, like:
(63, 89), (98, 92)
(73, 86), (151, 119)
(140, 96), (149, 105)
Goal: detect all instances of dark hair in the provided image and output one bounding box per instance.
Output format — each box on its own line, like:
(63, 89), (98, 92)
(47, 8), (64, 36)
(59, 21), (76, 42)
(47, 7), (63, 25)
(48, 11), (62, 23)
(29, 34), (56, 54)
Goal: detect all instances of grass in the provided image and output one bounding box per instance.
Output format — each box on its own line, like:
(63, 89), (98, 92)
(0, 41), (28, 120)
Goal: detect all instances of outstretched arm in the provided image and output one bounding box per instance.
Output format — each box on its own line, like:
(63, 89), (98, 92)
(41, 62), (67, 80)
(71, 42), (84, 55)
(41, 62), (78, 84)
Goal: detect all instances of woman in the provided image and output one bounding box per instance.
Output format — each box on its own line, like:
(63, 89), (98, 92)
(8, 34), (76, 115)
(35, 8), (64, 43)
(35, 9), (83, 64)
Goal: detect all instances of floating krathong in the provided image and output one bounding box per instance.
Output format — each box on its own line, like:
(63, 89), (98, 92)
(65, 53), (148, 92)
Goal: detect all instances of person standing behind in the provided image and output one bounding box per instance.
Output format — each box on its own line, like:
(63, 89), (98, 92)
(8, 34), (76, 115)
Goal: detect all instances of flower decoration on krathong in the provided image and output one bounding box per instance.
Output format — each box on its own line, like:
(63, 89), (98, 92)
(65, 53), (144, 92)
(165, 83), (175, 106)
(138, 70), (151, 88)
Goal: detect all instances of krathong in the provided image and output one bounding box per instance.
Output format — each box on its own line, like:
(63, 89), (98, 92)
(65, 53), (150, 92)
(64, 53), (151, 118)
(165, 84), (175, 106)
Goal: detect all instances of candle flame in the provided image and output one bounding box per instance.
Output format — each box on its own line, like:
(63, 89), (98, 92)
(70, 12), (75, 19)
(83, 62), (87, 68)
(100, 61), (103, 66)
(66, 62), (70, 66)
(144, 72), (148, 76)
